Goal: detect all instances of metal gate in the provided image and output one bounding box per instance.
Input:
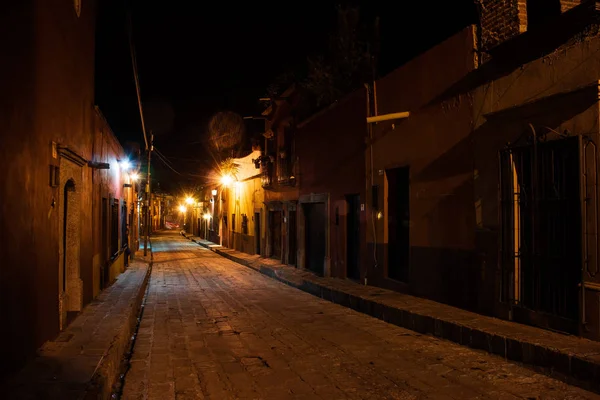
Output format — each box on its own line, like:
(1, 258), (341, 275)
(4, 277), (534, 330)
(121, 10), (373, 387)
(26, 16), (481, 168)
(499, 134), (581, 327)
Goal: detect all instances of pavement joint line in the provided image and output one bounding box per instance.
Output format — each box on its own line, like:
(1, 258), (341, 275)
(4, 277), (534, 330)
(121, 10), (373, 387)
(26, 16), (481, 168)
(179, 231), (600, 394)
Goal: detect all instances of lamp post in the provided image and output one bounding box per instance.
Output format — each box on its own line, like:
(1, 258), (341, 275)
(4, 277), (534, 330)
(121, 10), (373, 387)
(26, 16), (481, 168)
(211, 189), (217, 234)
(219, 174), (234, 247)
(185, 196), (194, 234)
(178, 204), (187, 230)
(203, 212), (211, 240)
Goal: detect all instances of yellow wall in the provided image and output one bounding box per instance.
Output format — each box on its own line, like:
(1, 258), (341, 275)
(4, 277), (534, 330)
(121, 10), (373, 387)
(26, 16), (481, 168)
(108, 252), (125, 284)
(226, 176), (263, 254)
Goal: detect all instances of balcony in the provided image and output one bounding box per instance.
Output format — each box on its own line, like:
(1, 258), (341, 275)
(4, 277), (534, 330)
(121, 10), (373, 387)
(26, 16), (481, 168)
(276, 150), (295, 186)
(260, 158), (273, 188)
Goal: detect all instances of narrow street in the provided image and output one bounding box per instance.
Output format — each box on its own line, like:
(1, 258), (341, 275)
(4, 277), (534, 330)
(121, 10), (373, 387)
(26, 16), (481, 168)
(121, 231), (598, 400)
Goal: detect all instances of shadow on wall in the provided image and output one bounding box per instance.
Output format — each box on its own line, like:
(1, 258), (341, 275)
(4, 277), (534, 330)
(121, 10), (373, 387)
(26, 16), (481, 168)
(429, 2), (600, 107)
(367, 83), (599, 315)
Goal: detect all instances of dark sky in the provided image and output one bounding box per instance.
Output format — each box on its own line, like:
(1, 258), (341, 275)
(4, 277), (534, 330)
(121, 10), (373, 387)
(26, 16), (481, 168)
(95, 1), (477, 192)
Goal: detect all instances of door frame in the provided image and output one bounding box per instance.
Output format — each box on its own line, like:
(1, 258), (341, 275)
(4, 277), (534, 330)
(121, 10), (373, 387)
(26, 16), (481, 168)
(299, 193), (330, 276)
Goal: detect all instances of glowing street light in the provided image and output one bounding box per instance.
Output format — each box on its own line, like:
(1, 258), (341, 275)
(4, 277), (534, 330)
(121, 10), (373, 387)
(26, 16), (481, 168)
(185, 197), (194, 205)
(120, 160), (132, 171)
(203, 213), (211, 220)
(220, 174), (233, 186)
(178, 205), (187, 213)
(130, 172), (139, 182)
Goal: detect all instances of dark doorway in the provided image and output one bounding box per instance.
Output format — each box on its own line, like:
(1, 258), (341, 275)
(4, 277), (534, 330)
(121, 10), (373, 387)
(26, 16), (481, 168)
(270, 211), (282, 259)
(346, 194), (361, 280)
(101, 197), (108, 289)
(62, 180), (76, 293)
(387, 167), (410, 282)
(304, 202), (327, 275)
(288, 208), (297, 265)
(110, 199), (119, 259)
(255, 212), (261, 255)
(500, 137), (581, 333)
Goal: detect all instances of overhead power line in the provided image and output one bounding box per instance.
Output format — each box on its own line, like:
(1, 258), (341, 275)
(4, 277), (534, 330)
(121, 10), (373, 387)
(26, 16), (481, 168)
(127, 11), (149, 150)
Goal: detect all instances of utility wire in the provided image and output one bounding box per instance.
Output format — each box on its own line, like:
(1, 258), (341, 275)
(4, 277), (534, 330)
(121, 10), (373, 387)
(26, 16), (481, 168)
(127, 11), (149, 150)
(127, 6), (152, 256)
(153, 147), (175, 167)
(153, 149), (183, 175)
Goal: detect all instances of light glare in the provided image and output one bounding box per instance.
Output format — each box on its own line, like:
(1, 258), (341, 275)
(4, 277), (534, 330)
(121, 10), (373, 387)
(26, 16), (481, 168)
(221, 174), (233, 186)
(120, 160), (132, 171)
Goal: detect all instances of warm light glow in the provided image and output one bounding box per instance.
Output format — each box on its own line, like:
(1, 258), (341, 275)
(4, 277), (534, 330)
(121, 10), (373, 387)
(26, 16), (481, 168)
(203, 213), (211, 220)
(130, 173), (139, 182)
(220, 174), (233, 186)
(178, 205), (187, 213)
(185, 197), (194, 205)
(120, 160), (132, 171)
(211, 189), (218, 196)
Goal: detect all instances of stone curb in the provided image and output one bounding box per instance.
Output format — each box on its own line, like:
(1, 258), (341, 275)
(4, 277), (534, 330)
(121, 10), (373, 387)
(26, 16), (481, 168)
(85, 257), (153, 400)
(179, 233), (600, 393)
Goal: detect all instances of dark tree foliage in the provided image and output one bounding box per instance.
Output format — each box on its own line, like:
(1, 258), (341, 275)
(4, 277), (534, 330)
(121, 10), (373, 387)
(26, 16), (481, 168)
(264, 5), (376, 109)
(207, 111), (246, 159)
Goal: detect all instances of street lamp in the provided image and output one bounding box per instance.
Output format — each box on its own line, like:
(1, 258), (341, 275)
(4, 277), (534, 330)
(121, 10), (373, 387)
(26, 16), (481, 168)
(119, 159), (132, 171)
(178, 204), (187, 231)
(185, 196), (194, 205)
(221, 174), (233, 186)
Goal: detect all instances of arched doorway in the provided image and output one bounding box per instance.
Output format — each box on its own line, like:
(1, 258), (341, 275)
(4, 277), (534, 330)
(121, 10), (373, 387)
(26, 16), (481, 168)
(59, 178), (82, 329)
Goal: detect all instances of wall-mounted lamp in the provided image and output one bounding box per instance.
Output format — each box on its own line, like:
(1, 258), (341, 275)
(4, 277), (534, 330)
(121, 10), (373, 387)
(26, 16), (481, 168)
(119, 160), (132, 171)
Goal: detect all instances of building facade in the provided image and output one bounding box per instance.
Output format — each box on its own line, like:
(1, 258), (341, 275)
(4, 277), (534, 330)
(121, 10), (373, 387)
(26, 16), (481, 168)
(259, 86), (302, 264)
(0, 0), (139, 376)
(362, 0), (600, 341)
(473, 0), (600, 339)
(295, 89), (368, 279)
(222, 150), (264, 255)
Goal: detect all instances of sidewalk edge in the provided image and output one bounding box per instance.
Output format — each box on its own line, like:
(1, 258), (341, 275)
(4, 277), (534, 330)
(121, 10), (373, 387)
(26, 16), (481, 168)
(86, 257), (153, 399)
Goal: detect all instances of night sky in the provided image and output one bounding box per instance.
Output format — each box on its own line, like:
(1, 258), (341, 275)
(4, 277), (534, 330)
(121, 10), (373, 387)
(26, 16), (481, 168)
(95, 1), (477, 192)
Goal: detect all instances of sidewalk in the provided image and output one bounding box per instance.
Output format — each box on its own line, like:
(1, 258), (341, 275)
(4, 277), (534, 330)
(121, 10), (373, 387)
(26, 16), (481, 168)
(3, 253), (152, 400)
(181, 232), (600, 392)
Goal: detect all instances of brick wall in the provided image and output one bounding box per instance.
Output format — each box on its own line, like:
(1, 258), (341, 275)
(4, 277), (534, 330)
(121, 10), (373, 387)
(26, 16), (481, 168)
(478, 0), (581, 50)
(478, 0), (527, 50)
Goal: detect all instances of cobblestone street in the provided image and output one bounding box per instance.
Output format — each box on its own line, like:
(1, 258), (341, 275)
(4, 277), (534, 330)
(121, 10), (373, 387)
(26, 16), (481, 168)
(121, 232), (600, 400)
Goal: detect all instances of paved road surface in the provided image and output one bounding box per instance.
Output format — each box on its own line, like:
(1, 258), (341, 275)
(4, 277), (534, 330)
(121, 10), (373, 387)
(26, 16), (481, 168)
(121, 231), (599, 400)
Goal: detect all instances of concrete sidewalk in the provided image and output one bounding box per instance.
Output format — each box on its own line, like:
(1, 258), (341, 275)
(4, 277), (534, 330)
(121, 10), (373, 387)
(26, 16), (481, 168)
(181, 232), (600, 393)
(2, 254), (152, 400)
